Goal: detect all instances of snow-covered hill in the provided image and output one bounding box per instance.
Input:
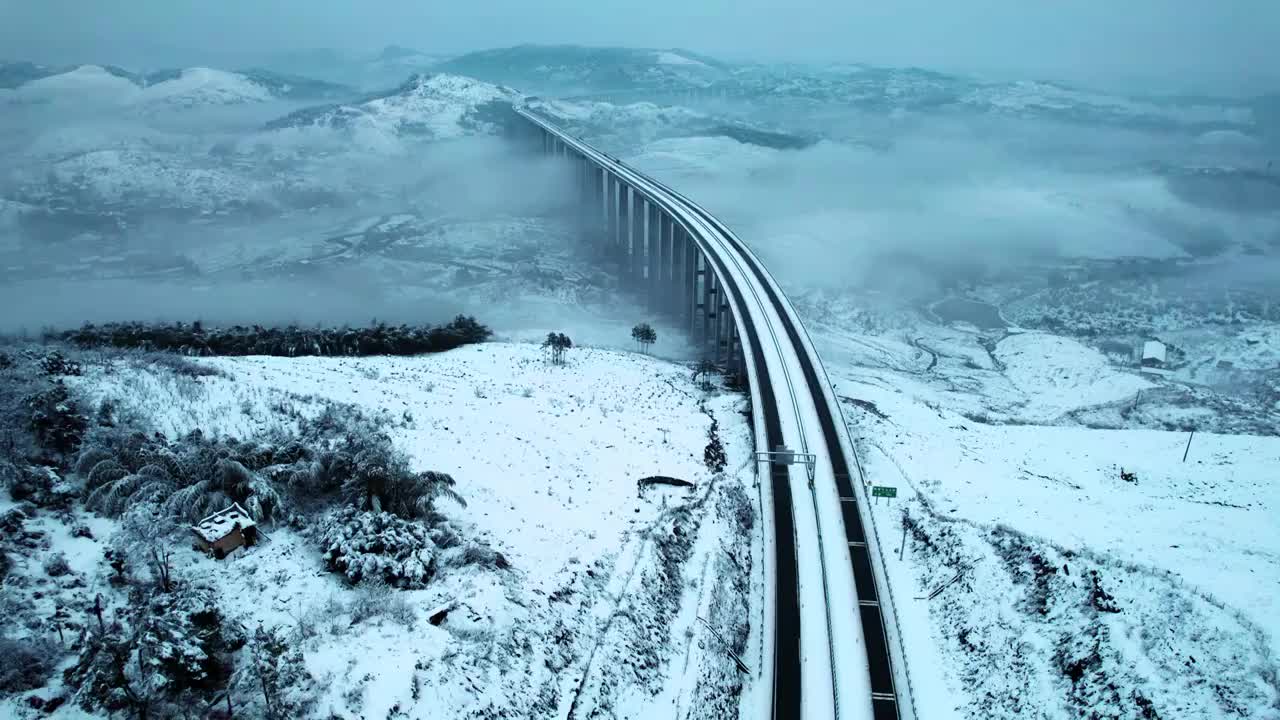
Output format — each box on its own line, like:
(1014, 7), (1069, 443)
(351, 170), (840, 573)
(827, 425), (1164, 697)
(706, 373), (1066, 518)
(0, 343), (758, 719)
(805, 300), (1280, 720)
(264, 73), (521, 150)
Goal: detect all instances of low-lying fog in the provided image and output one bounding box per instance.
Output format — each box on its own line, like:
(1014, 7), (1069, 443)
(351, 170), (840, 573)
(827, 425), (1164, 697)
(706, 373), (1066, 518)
(2, 59), (1277, 345)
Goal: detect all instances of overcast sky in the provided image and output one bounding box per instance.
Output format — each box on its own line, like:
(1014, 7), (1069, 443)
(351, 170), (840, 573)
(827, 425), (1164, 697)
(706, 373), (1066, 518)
(3, 0), (1277, 92)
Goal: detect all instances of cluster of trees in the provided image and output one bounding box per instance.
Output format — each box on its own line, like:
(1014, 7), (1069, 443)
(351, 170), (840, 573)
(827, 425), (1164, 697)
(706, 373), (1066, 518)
(48, 316), (492, 358)
(540, 323), (658, 366)
(74, 404), (464, 527)
(631, 323), (657, 353)
(542, 332), (572, 364)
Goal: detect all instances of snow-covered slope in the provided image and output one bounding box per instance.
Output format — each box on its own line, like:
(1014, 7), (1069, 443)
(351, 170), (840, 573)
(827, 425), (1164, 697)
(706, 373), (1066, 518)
(135, 67), (273, 107)
(15, 343), (759, 719)
(264, 73), (521, 150)
(803, 301), (1280, 720)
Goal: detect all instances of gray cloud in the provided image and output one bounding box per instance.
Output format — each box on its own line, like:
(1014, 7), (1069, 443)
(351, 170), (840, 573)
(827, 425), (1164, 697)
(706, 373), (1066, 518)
(2, 0), (1277, 92)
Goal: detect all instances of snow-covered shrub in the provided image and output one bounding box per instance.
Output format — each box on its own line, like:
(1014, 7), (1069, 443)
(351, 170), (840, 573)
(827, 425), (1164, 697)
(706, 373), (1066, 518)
(0, 635), (62, 692)
(458, 541), (511, 570)
(7, 464), (76, 508)
(39, 350), (82, 377)
(43, 552), (71, 577)
(26, 380), (88, 459)
(318, 508), (437, 588)
(143, 352), (228, 379)
(346, 579), (416, 626)
(65, 583), (242, 717)
(242, 625), (317, 718)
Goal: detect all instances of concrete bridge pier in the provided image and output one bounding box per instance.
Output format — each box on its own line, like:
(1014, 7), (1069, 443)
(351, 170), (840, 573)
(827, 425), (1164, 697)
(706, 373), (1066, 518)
(607, 174), (620, 261)
(703, 266), (718, 358)
(628, 190), (643, 288)
(533, 129), (743, 370)
(680, 227), (696, 331)
(660, 210), (676, 318)
(618, 182), (632, 271)
(647, 201), (662, 313)
(595, 167), (607, 235)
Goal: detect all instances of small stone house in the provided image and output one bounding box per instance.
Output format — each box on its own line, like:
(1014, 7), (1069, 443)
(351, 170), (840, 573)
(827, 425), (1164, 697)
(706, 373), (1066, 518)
(192, 503), (258, 559)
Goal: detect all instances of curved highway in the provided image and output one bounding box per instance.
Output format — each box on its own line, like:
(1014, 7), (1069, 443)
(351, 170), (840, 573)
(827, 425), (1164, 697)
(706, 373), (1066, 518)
(515, 106), (915, 720)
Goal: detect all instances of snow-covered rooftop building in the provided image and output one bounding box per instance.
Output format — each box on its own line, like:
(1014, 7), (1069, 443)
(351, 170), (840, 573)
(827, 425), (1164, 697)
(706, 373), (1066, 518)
(191, 503), (258, 558)
(1141, 340), (1167, 368)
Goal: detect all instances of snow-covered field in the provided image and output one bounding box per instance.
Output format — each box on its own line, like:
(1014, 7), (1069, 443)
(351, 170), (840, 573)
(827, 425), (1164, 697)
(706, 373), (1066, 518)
(2, 343), (758, 718)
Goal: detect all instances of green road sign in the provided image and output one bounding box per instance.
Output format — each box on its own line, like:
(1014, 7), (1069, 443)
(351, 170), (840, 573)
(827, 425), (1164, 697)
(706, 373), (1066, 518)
(871, 485), (898, 499)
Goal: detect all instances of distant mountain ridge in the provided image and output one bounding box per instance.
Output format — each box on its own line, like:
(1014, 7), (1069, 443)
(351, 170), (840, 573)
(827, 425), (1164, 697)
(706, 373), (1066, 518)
(0, 61), (355, 104)
(438, 45), (1262, 134)
(436, 44), (731, 95)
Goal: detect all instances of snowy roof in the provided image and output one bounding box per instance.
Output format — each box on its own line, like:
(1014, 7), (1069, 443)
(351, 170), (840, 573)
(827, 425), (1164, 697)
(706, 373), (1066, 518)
(1142, 341), (1167, 363)
(191, 502), (256, 543)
